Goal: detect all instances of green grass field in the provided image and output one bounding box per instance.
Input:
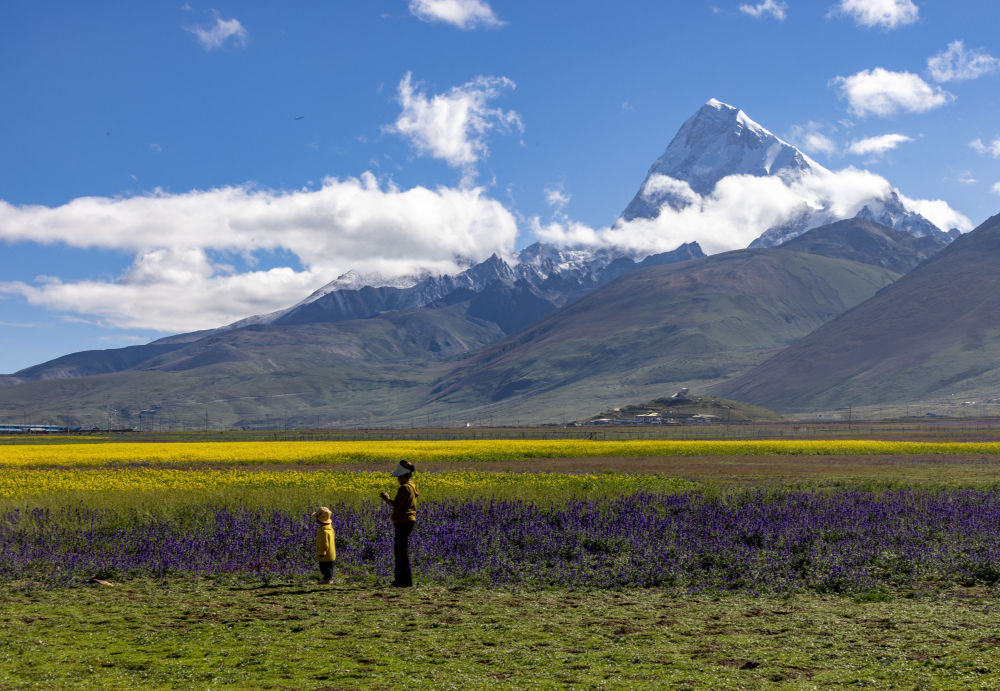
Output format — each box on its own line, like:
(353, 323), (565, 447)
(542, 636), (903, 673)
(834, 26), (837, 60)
(5, 428), (1000, 688)
(4, 579), (1000, 689)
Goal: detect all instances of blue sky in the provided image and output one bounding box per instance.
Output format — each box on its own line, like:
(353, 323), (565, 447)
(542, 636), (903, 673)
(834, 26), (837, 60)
(1, 0), (998, 373)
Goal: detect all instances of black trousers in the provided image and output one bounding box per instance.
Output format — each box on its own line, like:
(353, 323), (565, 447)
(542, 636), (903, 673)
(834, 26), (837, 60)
(318, 561), (334, 581)
(393, 521), (415, 587)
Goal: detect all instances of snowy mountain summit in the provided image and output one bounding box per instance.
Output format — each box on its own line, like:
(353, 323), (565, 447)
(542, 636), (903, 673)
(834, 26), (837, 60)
(621, 98), (819, 221)
(621, 98), (950, 247)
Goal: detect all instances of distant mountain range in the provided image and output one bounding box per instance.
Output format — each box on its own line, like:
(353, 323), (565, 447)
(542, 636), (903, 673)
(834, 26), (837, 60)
(1, 98), (991, 427)
(420, 240), (899, 423)
(6, 241), (703, 383)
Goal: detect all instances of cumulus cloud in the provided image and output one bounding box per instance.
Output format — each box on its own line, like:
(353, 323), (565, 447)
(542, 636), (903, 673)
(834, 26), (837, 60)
(185, 12), (248, 50)
(993, 182), (1000, 197)
(789, 123), (839, 156)
(640, 175), (701, 207)
(739, 0), (788, 20)
(544, 186), (570, 213)
(385, 72), (523, 179)
(847, 133), (914, 156)
(532, 167), (970, 256)
(0, 175), (518, 332)
(801, 132), (838, 155)
(408, 0), (503, 29)
(897, 194), (973, 231)
(956, 171), (976, 185)
(831, 0), (918, 29)
(833, 68), (953, 117)
(928, 41), (1000, 83)
(970, 137), (1000, 158)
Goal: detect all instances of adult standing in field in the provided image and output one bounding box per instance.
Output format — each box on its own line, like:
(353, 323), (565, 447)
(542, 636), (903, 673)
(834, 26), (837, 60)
(379, 460), (418, 587)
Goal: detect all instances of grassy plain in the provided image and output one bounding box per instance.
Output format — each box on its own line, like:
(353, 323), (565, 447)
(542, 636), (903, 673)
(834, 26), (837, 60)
(3, 580), (1000, 689)
(5, 426), (1000, 688)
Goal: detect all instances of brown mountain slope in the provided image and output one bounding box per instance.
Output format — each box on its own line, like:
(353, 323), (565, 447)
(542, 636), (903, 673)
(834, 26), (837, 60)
(714, 213), (1000, 412)
(421, 248), (898, 422)
(778, 218), (947, 274)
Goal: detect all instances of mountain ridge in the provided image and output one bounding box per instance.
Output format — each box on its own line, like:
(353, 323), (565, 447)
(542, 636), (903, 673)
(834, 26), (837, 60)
(714, 212), (1000, 411)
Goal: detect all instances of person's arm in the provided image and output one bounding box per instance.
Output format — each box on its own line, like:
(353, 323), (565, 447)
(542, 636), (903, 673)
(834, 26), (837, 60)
(392, 484), (411, 510)
(379, 490), (394, 505)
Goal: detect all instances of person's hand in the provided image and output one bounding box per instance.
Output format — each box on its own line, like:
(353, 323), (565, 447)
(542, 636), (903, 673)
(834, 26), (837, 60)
(379, 491), (390, 502)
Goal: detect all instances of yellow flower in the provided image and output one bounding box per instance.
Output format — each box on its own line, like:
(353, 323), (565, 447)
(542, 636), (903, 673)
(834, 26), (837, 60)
(2, 439), (999, 469)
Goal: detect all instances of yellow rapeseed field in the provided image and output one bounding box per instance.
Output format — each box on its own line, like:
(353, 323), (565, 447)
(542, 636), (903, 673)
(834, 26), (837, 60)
(0, 468), (687, 499)
(3, 439), (1000, 468)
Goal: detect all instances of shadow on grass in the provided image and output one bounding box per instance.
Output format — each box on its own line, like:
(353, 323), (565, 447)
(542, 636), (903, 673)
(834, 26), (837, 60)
(229, 581), (388, 596)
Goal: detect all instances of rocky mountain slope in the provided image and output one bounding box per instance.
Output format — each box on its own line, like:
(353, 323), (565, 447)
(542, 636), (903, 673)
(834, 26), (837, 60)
(777, 218), (948, 274)
(419, 247), (899, 423)
(715, 213), (1000, 412)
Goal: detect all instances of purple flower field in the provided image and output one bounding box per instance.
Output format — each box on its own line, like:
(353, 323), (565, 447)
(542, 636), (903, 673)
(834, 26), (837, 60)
(3, 489), (1000, 592)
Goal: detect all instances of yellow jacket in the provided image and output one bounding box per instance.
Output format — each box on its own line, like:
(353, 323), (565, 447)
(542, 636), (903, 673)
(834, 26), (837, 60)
(391, 481), (418, 524)
(315, 522), (336, 562)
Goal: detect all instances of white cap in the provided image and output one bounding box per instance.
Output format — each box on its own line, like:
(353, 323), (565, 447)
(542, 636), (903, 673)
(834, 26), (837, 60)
(391, 461), (414, 477)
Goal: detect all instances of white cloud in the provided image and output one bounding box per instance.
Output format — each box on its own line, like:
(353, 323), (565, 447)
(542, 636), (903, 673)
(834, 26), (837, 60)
(739, 0), (787, 20)
(970, 137), (1000, 158)
(789, 123), (839, 156)
(801, 133), (838, 156)
(957, 171), (976, 185)
(545, 187), (570, 212)
(992, 182), (1000, 197)
(385, 73), (523, 179)
(831, 0), (918, 29)
(833, 68), (953, 117)
(928, 41), (1000, 83)
(533, 167), (970, 256)
(408, 0), (503, 29)
(640, 175), (700, 207)
(897, 194), (973, 232)
(847, 133), (914, 156)
(185, 12), (248, 50)
(0, 175), (518, 332)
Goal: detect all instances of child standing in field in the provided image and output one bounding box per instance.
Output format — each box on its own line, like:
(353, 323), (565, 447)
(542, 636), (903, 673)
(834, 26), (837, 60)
(312, 506), (336, 584)
(379, 460), (418, 587)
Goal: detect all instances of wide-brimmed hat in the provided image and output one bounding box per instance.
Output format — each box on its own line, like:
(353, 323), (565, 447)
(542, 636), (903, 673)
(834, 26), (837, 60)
(312, 506), (332, 522)
(391, 461), (415, 477)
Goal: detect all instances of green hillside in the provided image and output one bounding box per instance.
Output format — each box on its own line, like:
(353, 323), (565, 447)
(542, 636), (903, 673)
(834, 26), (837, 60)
(716, 213), (1000, 412)
(0, 305), (503, 429)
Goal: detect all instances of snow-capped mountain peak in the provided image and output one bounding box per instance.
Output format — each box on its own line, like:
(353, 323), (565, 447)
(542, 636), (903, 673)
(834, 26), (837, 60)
(620, 98), (823, 222)
(621, 98), (951, 248)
